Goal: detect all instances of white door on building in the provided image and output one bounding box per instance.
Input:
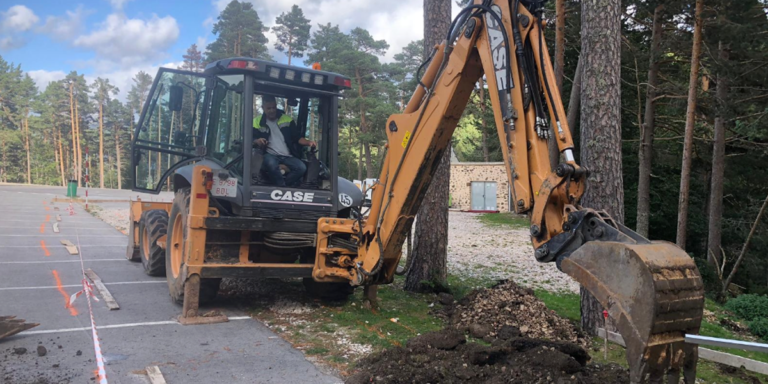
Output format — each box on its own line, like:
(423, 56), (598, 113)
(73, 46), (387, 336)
(470, 181), (497, 211)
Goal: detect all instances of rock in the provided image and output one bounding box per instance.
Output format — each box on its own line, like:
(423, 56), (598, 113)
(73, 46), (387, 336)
(37, 346), (47, 357)
(76, 350), (82, 356)
(438, 292), (454, 305)
(52, 364), (59, 368)
(498, 325), (521, 340)
(13, 347), (26, 355)
(469, 323), (492, 339)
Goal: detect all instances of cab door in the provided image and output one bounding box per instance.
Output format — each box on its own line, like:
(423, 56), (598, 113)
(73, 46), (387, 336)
(131, 68), (207, 193)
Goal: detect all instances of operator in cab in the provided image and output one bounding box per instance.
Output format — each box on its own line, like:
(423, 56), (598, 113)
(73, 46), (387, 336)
(253, 95), (316, 187)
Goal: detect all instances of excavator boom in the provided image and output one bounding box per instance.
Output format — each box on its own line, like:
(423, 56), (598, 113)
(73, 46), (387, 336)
(313, 1), (704, 381)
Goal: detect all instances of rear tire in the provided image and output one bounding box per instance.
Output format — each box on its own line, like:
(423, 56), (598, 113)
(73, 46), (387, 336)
(165, 188), (221, 305)
(139, 210), (168, 276)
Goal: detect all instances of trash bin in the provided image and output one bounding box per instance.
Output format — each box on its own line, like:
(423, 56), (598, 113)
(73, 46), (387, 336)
(66, 180), (78, 197)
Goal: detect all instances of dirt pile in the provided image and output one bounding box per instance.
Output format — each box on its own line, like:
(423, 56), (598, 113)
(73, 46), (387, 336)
(345, 328), (628, 384)
(442, 280), (587, 347)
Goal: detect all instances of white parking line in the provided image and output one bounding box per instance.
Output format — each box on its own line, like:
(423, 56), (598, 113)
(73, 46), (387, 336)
(22, 316), (252, 335)
(0, 245), (125, 248)
(0, 281), (165, 291)
(0, 235), (125, 237)
(0, 259), (125, 264)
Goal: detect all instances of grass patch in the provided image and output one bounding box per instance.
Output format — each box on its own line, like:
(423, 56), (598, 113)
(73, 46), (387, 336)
(477, 212), (529, 229)
(534, 289), (580, 322)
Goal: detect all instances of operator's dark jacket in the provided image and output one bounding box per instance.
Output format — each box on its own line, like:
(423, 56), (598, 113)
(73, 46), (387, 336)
(252, 110), (304, 159)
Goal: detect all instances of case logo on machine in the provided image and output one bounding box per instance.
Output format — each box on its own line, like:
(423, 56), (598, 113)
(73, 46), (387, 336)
(270, 190), (315, 202)
(485, 4), (512, 91)
(339, 193), (353, 207)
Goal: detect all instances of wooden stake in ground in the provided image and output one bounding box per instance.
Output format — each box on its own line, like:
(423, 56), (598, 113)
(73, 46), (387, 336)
(676, 0), (704, 249)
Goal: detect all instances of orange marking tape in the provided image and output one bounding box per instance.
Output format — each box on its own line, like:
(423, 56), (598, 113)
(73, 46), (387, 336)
(39, 223), (45, 234)
(45, 215), (51, 222)
(40, 240), (50, 256)
(52, 270), (79, 316)
(44, 206), (50, 211)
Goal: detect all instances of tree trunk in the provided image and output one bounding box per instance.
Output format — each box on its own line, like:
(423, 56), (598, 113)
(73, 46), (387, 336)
(567, 58), (581, 139)
(549, 0), (566, 170)
(99, 102), (105, 188)
(364, 143), (374, 179)
(578, 0), (623, 335)
(707, 42), (729, 265)
(676, 0), (704, 249)
(75, 97), (83, 186)
(636, 5), (664, 238)
(57, 125), (65, 186)
(404, 0), (451, 292)
(479, 78), (489, 162)
(24, 117), (31, 184)
(357, 140), (363, 181)
(69, 83), (77, 183)
(116, 124), (122, 190)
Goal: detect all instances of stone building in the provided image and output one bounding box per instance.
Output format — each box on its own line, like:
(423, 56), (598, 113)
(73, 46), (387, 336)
(449, 160), (510, 212)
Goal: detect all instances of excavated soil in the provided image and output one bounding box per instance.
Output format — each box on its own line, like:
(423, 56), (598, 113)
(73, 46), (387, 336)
(346, 281), (627, 383)
(345, 329), (628, 384)
(440, 280), (588, 348)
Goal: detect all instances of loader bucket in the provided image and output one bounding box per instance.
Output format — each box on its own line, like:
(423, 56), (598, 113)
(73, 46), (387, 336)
(0, 316), (39, 341)
(560, 241), (704, 383)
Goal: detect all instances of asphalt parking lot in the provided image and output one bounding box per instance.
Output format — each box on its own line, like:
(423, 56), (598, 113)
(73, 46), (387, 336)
(0, 184), (340, 384)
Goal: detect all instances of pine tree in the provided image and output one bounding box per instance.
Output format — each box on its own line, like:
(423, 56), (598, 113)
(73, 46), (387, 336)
(676, 0), (704, 249)
(181, 44), (204, 72)
(579, 0), (623, 335)
(205, 0), (270, 62)
(272, 5), (311, 66)
(92, 78), (118, 189)
(405, 0), (452, 293)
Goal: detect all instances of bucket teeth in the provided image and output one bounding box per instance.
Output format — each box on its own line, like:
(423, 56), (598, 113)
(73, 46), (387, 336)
(560, 241), (704, 383)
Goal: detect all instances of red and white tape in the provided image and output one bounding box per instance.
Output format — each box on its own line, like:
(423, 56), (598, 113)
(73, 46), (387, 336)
(69, 231), (108, 384)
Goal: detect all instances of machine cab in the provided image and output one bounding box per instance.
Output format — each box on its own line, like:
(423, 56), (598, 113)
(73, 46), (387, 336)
(131, 57), (354, 222)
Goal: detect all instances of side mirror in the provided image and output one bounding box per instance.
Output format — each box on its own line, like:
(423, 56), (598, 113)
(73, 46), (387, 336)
(169, 85), (183, 112)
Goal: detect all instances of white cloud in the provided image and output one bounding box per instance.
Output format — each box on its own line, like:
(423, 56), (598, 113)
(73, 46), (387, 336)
(37, 6), (88, 41)
(109, 0), (133, 11)
(1, 5), (39, 32)
(84, 60), (182, 102)
(27, 69), (67, 90)
(196, 36), (207, 50)
(73, 13), (179, 69)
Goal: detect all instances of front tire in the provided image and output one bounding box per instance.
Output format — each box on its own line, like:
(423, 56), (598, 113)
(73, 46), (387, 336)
(165, 188), (220, 305)
(139, 210), (168, 276)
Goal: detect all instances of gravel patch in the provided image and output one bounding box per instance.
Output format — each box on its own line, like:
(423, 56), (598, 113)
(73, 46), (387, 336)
(445, 212), (579, 294)
(89, 207), (130, 233)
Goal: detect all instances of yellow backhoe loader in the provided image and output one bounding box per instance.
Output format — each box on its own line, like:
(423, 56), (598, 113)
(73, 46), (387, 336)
(126, 0), (704, 381)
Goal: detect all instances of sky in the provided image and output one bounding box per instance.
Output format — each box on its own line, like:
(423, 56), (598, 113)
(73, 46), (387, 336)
(0, 0), (457, 101)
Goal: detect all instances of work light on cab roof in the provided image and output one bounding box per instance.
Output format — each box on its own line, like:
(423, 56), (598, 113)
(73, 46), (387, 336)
(206, 57), (351, 90)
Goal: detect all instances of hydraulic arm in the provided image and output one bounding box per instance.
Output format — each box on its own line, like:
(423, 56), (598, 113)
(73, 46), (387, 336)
(313, 1), (704, 381)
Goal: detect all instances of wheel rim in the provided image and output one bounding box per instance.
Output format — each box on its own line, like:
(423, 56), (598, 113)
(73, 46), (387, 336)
(141, 226), (150, 261)
(170, 212), (183, 278)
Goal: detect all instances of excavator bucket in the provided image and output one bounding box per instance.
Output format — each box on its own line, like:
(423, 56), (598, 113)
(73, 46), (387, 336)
(0, 316), (39, 341)
(560, 241), (704, 383)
